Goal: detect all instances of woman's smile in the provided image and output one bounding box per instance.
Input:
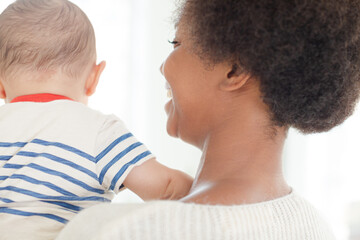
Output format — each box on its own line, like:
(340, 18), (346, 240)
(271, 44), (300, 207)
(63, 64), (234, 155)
(164, 81), (174, 132)
(165, 81), (173, 98)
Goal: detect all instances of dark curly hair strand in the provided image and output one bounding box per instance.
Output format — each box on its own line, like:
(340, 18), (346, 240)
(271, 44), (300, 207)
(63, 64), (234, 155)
(178, 0), (360, 133)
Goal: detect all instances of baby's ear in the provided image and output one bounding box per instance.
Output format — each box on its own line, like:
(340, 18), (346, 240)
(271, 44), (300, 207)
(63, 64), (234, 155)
(85, 61), (106, 96)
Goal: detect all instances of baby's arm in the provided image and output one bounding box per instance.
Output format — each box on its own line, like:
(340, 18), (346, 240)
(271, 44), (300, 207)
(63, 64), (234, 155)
(123, 158), (193, 201)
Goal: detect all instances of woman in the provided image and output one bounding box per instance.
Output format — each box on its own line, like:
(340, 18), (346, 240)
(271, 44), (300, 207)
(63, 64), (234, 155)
(57, 0), (360, 239)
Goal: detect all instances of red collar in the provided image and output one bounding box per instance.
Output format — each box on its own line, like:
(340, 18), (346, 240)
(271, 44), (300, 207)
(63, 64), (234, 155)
(11, 93), (74, 103)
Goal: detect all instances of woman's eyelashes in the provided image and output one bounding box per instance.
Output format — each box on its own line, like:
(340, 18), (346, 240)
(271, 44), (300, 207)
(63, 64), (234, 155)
(168, 40), (180, 48)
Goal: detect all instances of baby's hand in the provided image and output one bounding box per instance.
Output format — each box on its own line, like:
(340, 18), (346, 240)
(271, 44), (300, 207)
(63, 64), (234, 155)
(161, 169), (193, 200)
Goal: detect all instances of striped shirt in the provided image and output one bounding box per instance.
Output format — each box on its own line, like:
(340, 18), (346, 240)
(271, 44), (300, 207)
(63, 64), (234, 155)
(0, 94), (154, 240)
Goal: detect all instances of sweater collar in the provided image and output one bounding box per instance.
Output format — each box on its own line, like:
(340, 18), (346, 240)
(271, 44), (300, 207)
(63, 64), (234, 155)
(10, 93), (74, 103)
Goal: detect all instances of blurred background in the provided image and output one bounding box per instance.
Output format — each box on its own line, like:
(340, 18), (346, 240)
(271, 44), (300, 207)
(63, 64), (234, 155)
(1, 0), (359, 239)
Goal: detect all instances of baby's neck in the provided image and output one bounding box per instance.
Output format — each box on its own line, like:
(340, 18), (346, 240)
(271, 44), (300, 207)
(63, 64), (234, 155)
(4, 74), (87, 104)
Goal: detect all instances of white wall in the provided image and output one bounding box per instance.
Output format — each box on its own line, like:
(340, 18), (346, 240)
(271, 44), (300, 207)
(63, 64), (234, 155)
(284, 105), (360, 238)
(1, 1), (359, 239)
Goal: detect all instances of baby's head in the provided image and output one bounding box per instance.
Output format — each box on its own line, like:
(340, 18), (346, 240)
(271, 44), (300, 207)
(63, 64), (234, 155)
(0, 0), (105, 103)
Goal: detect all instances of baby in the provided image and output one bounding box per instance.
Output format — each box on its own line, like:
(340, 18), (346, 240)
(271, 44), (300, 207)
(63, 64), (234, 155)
(0, 0), (192, 239)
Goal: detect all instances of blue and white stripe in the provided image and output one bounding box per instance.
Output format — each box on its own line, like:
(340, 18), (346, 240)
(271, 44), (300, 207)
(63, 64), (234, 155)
(0, 101), (153, 239)
(95, 133), (153, 192)
(0, 135), (152, 225)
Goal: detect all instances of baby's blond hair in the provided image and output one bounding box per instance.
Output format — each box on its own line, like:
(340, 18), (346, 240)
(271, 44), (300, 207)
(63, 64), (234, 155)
(0, 0), (96, 81)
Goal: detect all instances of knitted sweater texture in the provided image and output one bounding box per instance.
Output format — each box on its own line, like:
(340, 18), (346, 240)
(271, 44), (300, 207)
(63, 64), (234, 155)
(56, 192), (335, 240)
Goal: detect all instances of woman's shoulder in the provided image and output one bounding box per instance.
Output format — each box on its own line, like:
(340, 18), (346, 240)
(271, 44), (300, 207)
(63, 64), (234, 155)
(57, 192), (335, 240)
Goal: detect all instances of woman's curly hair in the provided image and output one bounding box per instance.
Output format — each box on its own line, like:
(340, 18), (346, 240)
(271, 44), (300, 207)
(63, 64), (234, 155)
(178, 0), (360, 133)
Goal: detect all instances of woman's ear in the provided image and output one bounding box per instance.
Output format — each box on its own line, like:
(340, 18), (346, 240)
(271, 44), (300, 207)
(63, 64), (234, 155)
(220, 64), (251, 92)
(85, 61), (106, 96)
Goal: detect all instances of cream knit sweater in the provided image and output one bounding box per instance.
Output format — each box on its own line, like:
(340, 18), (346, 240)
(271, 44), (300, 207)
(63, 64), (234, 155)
(56, 192), (335, 240)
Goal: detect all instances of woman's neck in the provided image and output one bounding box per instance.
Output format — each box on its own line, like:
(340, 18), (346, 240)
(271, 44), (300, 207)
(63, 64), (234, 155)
(181, 91), (291, 205)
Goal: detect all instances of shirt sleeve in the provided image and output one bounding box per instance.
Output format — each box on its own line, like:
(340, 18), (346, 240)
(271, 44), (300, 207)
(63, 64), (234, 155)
(94, 115), (154, 193)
